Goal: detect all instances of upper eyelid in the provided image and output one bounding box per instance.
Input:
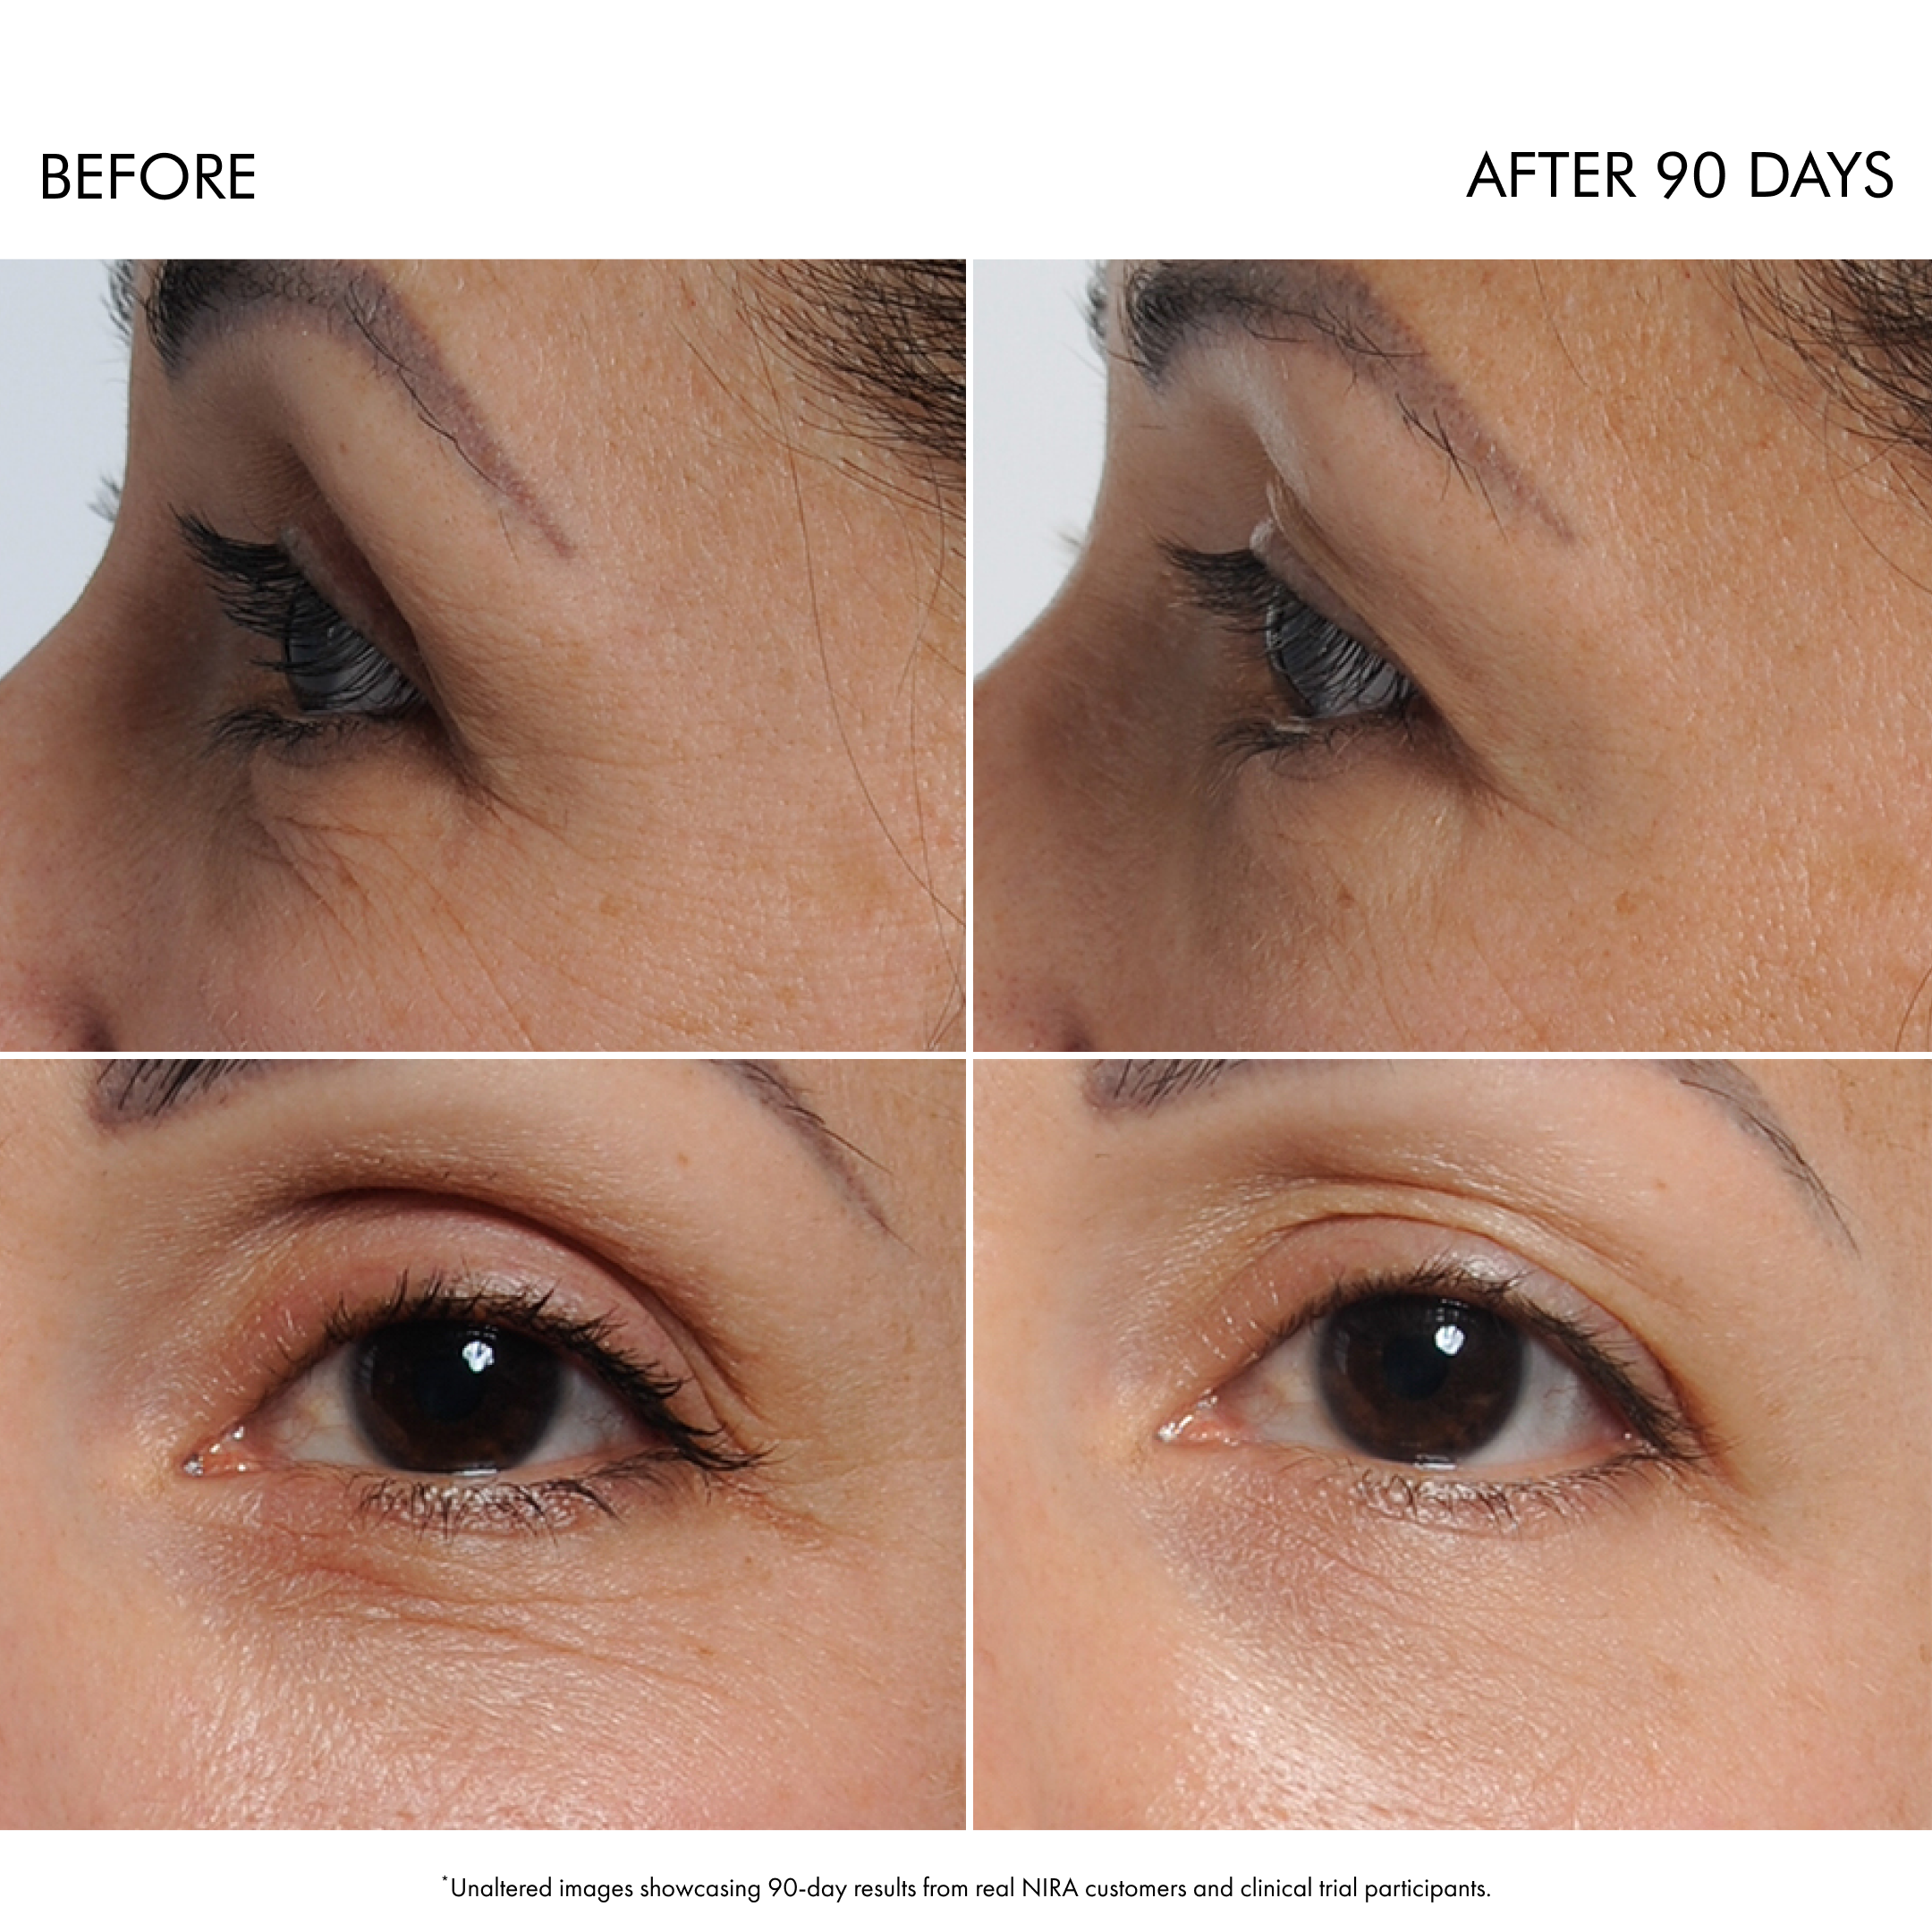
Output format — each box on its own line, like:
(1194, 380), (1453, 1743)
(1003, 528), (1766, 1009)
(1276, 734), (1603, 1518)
(123, 1157), (771, 1428)
(92, 1066), (910, 1416)
(147, 1196), (763, 1479)
(127, 260), (572, 556)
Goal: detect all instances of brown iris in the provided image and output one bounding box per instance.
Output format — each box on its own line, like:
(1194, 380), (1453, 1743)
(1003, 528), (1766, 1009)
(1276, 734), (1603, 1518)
(352, 1321), (563, 1474)
(1317, 1296), (1524, 1465)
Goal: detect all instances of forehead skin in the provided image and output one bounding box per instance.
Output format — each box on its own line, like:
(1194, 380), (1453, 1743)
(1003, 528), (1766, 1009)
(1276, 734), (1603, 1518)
(975, 260), (1932, 1050)
(972, 1057), (1931, 1827)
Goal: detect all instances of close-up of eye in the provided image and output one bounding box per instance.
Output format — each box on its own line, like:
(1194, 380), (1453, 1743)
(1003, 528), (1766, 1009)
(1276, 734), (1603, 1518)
(973, 1055), (1931, 1831)
(975, 259), (1932, 1051)
(1161, 1253), (1693, 1507)
(0, 258), (965, 1050)
(1165, 540), (1419, 746)
(181, 516), (429, 750)
(0, 1055), (964, 1827)
(194, 1275), (754, 1526)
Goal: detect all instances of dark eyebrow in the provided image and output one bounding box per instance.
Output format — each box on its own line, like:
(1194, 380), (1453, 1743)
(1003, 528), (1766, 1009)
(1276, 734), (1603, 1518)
(93, 1055), (893, 1233)
(1084, 1057), (1852, 1245)
(719, 1060), (894, 1235)
(1108, 259), (1569, 537)
(94, 1056), (299, 1123)
(1662, 1058), (1854, 1247)
(137, 259), (570, 554)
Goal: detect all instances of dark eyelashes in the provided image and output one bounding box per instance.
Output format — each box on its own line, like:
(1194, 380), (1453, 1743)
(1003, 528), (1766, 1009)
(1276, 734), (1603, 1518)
(1165, 541), (1420, 738)
(1164, 543), (1292, 623)
(1272, 1261), (1704, 1465)
(178, 513), (426, 742)
(312, 1272), (763, 1481)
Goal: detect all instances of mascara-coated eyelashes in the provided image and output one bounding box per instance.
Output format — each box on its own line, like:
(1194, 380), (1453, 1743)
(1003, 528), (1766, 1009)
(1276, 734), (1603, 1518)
(180, 514), (428, 746)
(1166, 541), (1419, 742)
(191, 1272), (760, 1534)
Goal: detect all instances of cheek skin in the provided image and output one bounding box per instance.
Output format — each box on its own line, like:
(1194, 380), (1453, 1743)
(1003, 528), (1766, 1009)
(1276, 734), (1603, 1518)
(1136, 1468), (1919, 1828)
(1, 1484), (958, 1826)
(980, 1425), (1923, 1828)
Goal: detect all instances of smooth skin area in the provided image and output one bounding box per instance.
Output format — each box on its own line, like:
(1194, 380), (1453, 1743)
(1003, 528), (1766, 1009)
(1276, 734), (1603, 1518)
(0, 260), (963, 1049)
(974, 1057), (1930, 1826)
(0, 1057), (964, 1826)
(977, 260), (1932, 1049)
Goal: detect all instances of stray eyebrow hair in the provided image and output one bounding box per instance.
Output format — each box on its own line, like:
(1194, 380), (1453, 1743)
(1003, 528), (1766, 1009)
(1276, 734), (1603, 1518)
(92, 1056), (894, 1234)
(1106, 259), (1570, 537)
(120, 259), (570, 554)
(1084, 1057), (1852, 1245)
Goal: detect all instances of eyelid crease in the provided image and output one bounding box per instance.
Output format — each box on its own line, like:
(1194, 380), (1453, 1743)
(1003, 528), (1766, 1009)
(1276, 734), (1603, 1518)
(1112, 258), (1573, 538)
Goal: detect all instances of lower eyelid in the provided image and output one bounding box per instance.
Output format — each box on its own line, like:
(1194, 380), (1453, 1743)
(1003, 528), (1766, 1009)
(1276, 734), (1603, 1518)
(1305, 1445), (1687, 1536)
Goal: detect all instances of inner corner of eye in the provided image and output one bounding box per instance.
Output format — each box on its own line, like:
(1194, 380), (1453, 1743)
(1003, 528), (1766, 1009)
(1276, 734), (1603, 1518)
(1156, 1390), (1235, 1447)
(183, 1419), (260, 1479)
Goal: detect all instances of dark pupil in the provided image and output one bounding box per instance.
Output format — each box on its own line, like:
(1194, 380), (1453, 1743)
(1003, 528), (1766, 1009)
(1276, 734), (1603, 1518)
(352, 1321), (561, 1475)
(1318, 1296), (1523, 1465)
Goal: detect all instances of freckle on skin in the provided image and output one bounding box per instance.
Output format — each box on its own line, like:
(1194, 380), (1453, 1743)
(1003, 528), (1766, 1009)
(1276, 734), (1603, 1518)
(1615, 890), (1637, 916)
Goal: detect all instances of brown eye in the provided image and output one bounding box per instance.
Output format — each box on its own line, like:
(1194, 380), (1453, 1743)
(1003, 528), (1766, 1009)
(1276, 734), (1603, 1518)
(1162, 1255), (1656, 1482)
(1318, 1296), (1523, 1464)
(353, 1321), (564, 1475)
(187, 1275), (757, 1507)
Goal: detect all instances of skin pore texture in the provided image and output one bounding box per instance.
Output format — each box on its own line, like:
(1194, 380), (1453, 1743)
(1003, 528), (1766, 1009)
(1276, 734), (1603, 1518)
(976, 260), (1932, 1050)
(0, 1058), (963, 1826)
(0, 261), (963, 1050)
(973, 1057), (1931, 1827)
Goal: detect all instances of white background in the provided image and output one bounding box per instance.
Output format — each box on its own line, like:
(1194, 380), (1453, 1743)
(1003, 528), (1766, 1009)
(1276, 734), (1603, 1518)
(971, 261), (1106, 672)
(3, 1825), (1919, 1928)
(0, 261), (127, 672)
